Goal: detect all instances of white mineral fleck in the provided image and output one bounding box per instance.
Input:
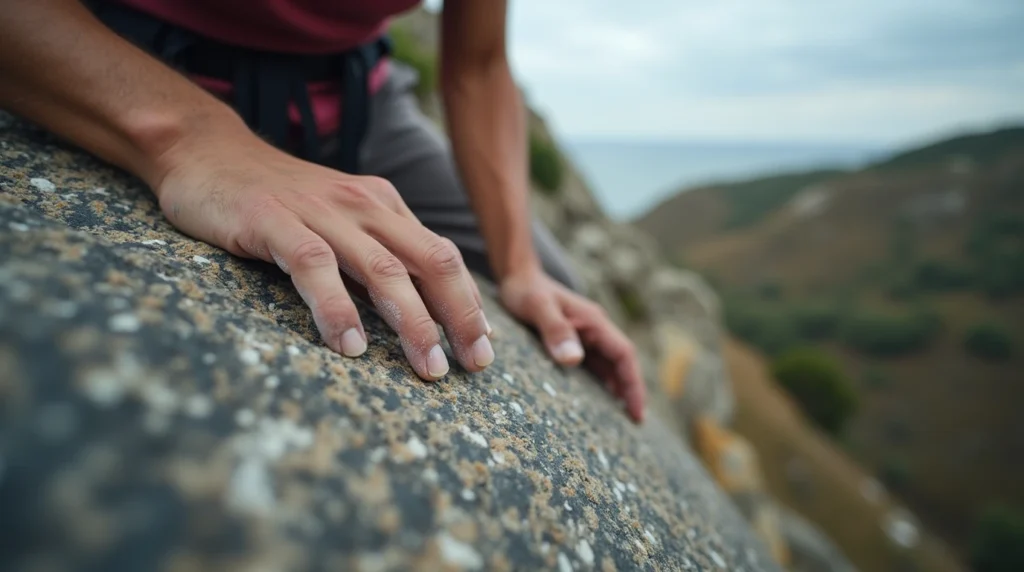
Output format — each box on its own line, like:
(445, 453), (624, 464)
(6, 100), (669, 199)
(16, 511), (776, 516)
(557, 551), (574, 572)
(30, 177), (56, 192)
(709, 549), (726, 569)
(238, 348), (261, 366)
(577, 539), (594, 566)
(542, 382), (557, 396)
(510, 402), (523, 415)
(406, 435), (428, 460)
(184, 395), (213, 418)
(501, 372), (515, 384)
(141, 239), (167, 246)
(8, 222), (29, 232)
(227, 458), (275, 516)
(108, 312), (141, 333)
(192, 255), (211, 265)
(459, 424), (488, 448)
(437, 532), (483, 570)
(234, 408), (256, 427)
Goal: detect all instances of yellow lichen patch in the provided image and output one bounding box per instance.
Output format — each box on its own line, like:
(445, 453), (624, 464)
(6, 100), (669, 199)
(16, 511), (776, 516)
(751, 502), (791, 566)
(657, 327), (696, 401)
(691, 415), (763, 493)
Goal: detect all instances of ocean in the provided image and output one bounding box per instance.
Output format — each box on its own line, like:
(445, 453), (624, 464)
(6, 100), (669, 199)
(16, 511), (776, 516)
(563, 140), (883, 221)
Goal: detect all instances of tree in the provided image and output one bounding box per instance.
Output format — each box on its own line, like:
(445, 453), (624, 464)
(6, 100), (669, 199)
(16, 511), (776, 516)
(771, 348), (858, 435)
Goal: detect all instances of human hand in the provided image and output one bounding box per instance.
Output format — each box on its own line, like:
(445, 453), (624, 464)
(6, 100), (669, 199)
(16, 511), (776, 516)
(499, 268), (646, 422)
(152, 131), (493, 381)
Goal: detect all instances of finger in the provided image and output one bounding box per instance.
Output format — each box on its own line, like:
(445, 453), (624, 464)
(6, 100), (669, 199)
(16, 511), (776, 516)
(367, 213), (493, 373)
(306, 213), (449, 381)
(363, 180), (492, 339)
(565, 298), (646, 422)
(522, 291), (583, 366)
(259, 216), (367, 358)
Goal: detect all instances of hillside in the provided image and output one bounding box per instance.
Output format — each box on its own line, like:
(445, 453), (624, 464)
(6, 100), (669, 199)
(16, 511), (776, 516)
(635, 125), (1024, 561)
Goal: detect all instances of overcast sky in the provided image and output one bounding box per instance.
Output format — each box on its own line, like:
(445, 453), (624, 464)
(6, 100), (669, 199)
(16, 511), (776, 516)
(484, 0), (1024, 146)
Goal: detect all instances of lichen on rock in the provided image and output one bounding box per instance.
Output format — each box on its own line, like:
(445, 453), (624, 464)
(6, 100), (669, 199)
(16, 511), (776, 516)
(0, 114), (779, 570)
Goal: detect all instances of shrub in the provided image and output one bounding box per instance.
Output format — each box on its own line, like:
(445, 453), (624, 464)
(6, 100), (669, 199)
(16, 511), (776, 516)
(790, 303), (841, 340)
(879, 457), (911, 492)
(771, 348), (858, 435)
(862, 367), (892, 390)
(724, 301), (799, 356)
(614, 284), (648, 323)
(841, 308), (942, 357)
(964, 322), (1015, 361)
(529, 132), (564, 194)
(968, 214), (1024, 298)
(389, 27), (437, 99)
(970, 506), (1024, 572)
(911, 259), (973, 291)
(756, 281), (783, 301)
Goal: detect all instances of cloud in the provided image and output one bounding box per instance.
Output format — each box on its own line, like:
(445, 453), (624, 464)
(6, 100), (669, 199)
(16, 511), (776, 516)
(503, 0), (1024, 144)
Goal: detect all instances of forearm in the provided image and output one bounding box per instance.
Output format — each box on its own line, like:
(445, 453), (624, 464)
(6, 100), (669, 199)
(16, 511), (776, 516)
(0, 0), (247, 190)
(442, 55), (540, 281)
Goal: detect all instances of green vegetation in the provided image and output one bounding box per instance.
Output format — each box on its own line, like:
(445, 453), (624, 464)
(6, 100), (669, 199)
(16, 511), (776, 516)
(964, 322), (1015, 361)
(840, 308), (942, 358)
(970, 506), (1024, 572)
(614, 284), (648, 323)
(771, 347), (858, 435)
(910, 259), (973, 292)
(790, 303), (842, 341)
(862, 367), (892, 390)
(529, 132), (564, 195)
(967, 214), (1024, 298)
(389, 27), (437, 99)
(879, 457), (911, 492)
(872, 126), (1024, 171)
(724, 294), (945, 359)
(723, 300), (800, 356)
(717, 170), (844, 229)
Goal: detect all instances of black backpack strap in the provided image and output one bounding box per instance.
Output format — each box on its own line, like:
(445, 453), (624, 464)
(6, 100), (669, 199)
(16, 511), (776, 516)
(86, 1), (391, 174)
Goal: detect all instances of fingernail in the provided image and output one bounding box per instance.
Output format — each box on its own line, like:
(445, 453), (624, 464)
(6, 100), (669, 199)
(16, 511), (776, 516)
(340, 328), (367, 357)
(483, 316), (493, 337)
(472, 335), (495, 368)
(552, 339), (584, 362)
(427, 344), (449, 378)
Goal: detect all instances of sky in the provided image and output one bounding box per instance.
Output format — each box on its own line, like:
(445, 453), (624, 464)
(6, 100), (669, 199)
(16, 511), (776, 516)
(445, 0), (1024, 147)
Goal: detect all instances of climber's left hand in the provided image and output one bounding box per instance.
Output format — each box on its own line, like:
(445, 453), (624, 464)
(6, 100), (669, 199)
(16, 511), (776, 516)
(499, 268), (646, 423)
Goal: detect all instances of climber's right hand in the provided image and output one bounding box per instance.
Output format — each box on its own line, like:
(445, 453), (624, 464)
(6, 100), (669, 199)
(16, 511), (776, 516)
(153, 129), (494, 381)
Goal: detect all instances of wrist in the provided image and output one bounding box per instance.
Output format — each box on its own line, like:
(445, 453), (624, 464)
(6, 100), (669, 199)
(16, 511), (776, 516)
(122, 102), (249, 191)
(495, 254), (543, 285)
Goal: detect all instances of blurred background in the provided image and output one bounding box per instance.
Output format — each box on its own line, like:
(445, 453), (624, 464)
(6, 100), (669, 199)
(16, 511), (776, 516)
(413, 1), (1024, 570)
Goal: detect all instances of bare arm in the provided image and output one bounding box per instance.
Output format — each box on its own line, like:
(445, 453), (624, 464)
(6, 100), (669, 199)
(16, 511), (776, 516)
(441, 1), (646, 421)
(0, 0), (494, 380)
(0, 0), (247, 188)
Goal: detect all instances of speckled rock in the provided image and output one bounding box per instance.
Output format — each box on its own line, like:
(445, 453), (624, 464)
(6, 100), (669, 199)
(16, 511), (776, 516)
(0, 114), (779, 571)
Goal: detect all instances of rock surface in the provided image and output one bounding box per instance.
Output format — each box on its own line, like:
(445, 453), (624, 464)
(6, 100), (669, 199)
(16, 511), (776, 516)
(0, 117), (780, 571)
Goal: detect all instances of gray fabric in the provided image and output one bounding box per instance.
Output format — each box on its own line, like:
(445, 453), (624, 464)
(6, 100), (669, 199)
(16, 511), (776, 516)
(353, 62), (584, 292)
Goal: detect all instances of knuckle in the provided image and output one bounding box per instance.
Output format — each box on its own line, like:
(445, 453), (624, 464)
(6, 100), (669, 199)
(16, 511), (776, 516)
(331, 181), (379, 210)
(317, 293), (356, 318)
(290, 239), (336, 270)
(241, 197), (287, 230)
(365, 249), (408, 281)
(408, 312), (439, 334)
(422, 238), (463, 278)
